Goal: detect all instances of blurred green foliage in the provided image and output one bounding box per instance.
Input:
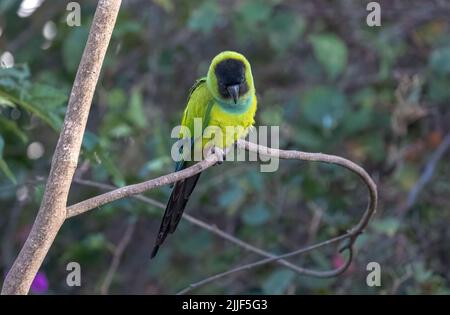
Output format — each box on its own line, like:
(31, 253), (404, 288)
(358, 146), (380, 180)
(0, 0), (449, 294)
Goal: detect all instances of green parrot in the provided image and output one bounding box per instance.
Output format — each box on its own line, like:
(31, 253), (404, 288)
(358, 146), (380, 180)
(151, 51), (257, 258)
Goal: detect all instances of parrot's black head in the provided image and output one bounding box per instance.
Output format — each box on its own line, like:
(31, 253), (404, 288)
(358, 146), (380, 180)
(214, 58), (249, 104)
(207, 51), (255, 106)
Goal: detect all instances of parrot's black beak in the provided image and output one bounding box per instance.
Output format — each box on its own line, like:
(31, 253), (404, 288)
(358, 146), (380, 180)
(226, 84), (240, 104)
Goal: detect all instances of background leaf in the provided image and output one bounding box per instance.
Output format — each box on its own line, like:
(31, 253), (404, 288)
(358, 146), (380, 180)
(301, 86), (348, 130)
(310, 34), (348, 79)
(0, 135), (16, 184)
(241, 203), (271, 226)
(188, 1), (221, 34)
(63, 26), (89, 74)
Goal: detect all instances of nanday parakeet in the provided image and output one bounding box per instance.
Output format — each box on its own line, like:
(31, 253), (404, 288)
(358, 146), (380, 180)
(151, 51), (257, 258)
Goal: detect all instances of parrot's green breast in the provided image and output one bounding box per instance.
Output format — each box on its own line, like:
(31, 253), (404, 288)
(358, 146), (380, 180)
(181, 79), (257, 150)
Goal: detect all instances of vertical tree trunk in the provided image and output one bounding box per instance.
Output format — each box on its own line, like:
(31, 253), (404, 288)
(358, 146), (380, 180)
(1, 0), (122, 295)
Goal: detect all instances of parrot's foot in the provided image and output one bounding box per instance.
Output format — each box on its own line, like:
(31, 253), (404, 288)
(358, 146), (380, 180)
(210, 146), (225, 165)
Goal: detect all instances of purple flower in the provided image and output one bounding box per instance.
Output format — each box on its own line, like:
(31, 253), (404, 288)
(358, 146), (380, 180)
(31, 272), (48, 294)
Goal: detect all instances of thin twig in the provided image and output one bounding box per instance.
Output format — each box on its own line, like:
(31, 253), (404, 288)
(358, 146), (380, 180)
(390, 268), (413, 295)
(100, 217), (137, 295)
(399, 132), (450, 214)
(306, 201), (324, 244)
(176, 235), (354, 295)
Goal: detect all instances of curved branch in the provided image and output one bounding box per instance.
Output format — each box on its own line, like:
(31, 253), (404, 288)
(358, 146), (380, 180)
(68, 141), (377, 231)
(68, 139), (377, 294)
(175, 140), (377, 294)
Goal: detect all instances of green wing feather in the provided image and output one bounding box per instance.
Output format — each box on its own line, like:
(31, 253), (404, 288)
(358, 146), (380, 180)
(187, 77), (206, 100)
